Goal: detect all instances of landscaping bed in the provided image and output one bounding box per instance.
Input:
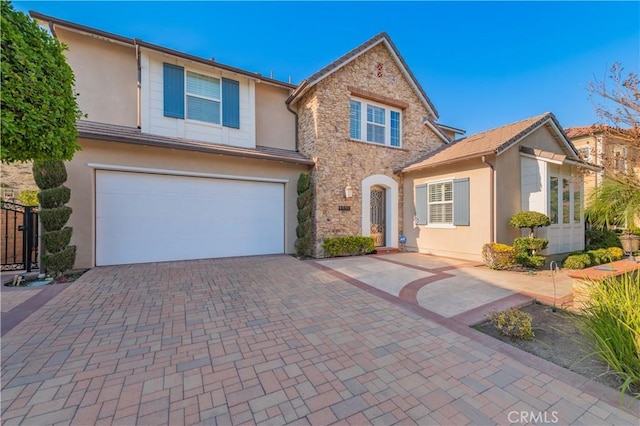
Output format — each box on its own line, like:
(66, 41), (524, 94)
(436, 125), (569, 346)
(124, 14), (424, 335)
(476, 302), (636, 395)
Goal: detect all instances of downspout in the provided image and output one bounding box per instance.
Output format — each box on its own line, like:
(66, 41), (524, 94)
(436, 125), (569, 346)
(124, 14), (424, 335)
(135, 40), (141, 129)
(286, 101), (299, 152)
(482, 156), (496, 243)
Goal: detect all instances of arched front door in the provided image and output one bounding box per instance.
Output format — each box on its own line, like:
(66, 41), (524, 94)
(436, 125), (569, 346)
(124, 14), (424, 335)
(370, 186), (386, 247)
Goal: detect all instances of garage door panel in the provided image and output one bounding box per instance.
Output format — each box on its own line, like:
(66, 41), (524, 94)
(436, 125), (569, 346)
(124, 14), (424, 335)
(96, 170), (285, 265)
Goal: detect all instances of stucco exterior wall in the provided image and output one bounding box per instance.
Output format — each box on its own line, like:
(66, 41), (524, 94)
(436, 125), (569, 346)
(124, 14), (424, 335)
(66, 139), (308, 268)
(255, 84), (296, 150)
(56, 28), (137, 127)
(403, 159), (492, 261)
(296, 44), (445, 255)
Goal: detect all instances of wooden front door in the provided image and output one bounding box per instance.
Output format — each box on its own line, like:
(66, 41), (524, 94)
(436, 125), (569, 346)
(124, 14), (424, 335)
(370, 186), (386, 247)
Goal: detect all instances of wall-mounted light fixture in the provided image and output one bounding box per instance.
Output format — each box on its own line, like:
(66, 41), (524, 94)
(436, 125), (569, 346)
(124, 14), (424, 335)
(344, 185), (353, 199)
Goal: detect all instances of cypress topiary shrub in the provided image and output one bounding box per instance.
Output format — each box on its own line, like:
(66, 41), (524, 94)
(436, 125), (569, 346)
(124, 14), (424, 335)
(295, 172), (314, 257)
(33, 159), (76, 275)
(38, 186), (71, 208)
(42, 227), (72, 253)
(33, 160), (67, 189)
(39, 206), (72, 232)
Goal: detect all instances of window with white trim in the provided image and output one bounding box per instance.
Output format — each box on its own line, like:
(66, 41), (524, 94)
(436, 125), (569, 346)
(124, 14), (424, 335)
(577, 146), (591, 162)
(428, 181), (453, 224)
(349, 98), (401, 147)
(186, 71), (221, 125)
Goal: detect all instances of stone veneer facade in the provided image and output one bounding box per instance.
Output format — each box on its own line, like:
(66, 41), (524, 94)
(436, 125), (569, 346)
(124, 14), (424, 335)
(296, 44), (445, 256)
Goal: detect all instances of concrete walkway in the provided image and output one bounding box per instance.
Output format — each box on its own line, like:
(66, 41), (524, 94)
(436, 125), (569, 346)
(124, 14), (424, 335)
(317, 253), (575, 325)
(1, 255), (638, 425)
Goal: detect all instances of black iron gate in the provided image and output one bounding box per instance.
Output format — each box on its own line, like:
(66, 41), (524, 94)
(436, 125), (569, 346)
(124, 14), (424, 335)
(1, 201), (39, 272)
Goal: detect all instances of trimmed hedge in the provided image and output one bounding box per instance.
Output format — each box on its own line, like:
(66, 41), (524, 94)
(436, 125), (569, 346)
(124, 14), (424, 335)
(563, 247), (625, 269)
(513, 237), (548, 254)
(482, 243), (516, 270)
(38, 186), (70, 209)
(323, 236), (375, 257)
(42, 246), (76, 274)
(32, 160), (67, 189)
(42, 227), (72, 253)
(515, 253), (546, 268)
(39, 206), (72, 232)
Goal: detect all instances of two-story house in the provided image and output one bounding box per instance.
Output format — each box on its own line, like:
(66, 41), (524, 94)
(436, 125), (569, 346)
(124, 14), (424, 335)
(32, 11), (595, 267)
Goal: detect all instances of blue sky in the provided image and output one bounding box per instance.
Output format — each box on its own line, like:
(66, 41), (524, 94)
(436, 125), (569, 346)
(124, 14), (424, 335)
(13, 1), (640, 135)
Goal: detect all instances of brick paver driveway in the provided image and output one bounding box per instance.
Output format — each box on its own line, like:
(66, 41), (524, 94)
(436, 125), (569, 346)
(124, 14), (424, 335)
(1, 256), (638, 425)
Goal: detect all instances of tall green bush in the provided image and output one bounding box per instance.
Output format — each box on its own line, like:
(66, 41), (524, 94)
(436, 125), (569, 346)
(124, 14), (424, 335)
(295, 172), (313, 257)
(580, 273), (640, 398)
(33, 159), (76, 275)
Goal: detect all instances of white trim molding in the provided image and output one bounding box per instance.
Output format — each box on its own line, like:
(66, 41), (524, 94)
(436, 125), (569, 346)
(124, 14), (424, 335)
(86, 163), (289, 183)
(361, 174), (399, 248)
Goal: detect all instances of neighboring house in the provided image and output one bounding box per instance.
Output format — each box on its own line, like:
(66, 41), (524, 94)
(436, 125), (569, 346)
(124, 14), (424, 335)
(31, 11), (593, 267)
(565, 126), (640, 195)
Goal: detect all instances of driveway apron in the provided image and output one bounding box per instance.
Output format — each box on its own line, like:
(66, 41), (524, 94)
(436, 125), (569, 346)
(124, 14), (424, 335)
(1, 255), (637, 425)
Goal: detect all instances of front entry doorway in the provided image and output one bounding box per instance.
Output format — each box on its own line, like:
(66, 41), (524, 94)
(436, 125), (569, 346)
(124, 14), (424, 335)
(370, 186), (386, 247)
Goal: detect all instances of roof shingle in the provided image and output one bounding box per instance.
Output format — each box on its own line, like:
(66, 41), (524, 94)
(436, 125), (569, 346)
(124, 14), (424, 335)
(76, 121), (314, 165)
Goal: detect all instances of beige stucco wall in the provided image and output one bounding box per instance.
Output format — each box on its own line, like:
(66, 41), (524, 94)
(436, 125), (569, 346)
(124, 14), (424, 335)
(296, 43), (445, 255)
(255, 84), (296, 150)
(403, 159), (493, 261)
(66, 139), (309, 268)
(56, 28), (138, 127)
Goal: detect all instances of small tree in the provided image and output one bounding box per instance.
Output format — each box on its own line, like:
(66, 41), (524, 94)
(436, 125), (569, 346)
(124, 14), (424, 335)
(295, 172), (313, 257)
(1, 0), (83, 164)
(33, 160), (76, 276)
(510, 211), (551, 258)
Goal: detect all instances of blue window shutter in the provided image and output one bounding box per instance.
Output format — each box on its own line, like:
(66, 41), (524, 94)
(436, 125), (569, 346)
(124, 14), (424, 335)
(415, 184), (427, 225)
(453, 178), (470, 226)
(222, 78), (240, 128)
(163, 63), (184, 118)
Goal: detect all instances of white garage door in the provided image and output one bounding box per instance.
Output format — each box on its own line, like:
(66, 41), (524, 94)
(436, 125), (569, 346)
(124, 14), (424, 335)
(96, 170), (285, 266)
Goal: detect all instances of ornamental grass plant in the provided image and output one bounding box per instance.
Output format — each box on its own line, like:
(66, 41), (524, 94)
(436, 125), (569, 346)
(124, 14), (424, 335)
(580, 272), (640, 399)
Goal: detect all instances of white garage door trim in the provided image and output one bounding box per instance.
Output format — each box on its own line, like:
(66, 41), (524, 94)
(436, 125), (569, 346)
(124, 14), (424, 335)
(94, 167), (286, 266)
(88, 163), (290, 184)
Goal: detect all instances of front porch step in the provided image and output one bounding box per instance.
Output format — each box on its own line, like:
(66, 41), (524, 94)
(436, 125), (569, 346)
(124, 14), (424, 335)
(373, 247), (399, 255)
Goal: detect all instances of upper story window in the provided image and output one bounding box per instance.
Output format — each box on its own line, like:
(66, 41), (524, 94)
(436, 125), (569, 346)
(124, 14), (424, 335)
(577, 146), (591, 162)
(163, 63), (240, 128)
(349, 98), (401, 147)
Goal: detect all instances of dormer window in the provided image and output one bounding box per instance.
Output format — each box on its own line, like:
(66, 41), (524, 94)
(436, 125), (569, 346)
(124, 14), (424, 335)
(349, 98), (402, 147)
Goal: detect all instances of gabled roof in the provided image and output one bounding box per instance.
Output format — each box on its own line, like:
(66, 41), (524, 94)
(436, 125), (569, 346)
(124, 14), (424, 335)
(76, 121), (314, 166)
(400, 112), (580, 172)
(29, 11), (296, 89)
(286, 32), (439, 119)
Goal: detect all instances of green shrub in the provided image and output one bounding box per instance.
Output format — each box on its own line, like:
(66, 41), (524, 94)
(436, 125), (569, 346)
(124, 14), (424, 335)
(585, 229), (622, 250)
(607, 247), (625, 260)
(295, 172), (313, 257)
(563, 253), (592, 269)
(18, 189), (39, 206)
(323, 236), (375, 257)
(509, 211), (551, 237)
(482, 243), (516, 270)
(513, 237), (548, 254)
(39, 206), (72, 232)
(38, 186), (70, 209)
(42, 227), (72, 253)
(580, 273), (640, 398)
(487, 308), (534, 340)
(42, 245), (76, 275)
(515, 253), (546, 268)
(563, 247), (626, 270)
(32, 160), (67, 189)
